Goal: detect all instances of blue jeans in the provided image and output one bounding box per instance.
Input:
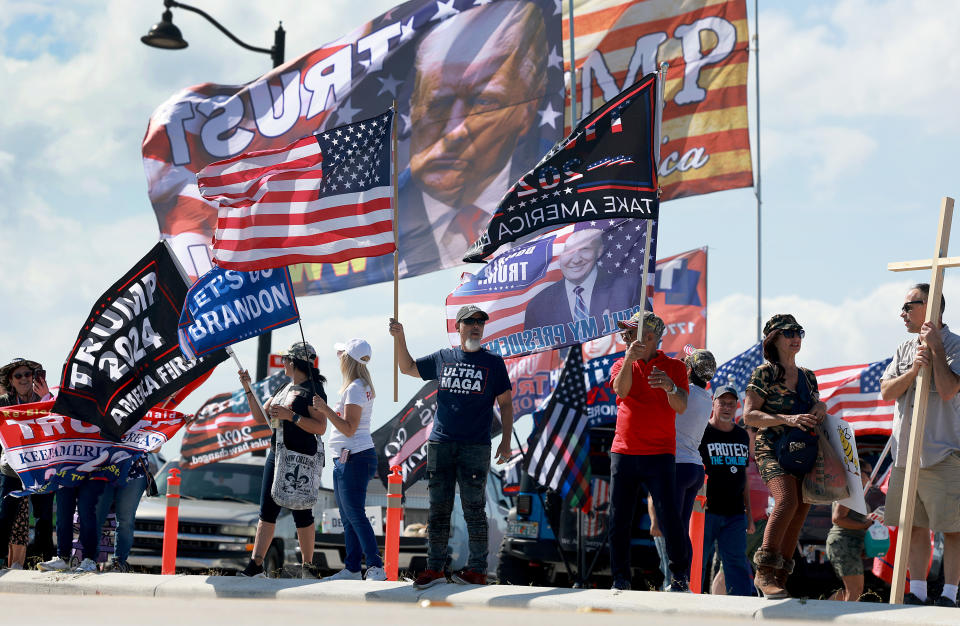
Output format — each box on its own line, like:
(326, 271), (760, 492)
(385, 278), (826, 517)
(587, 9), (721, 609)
(676, 462), (705, 576)
(426, 441), (490, 572)
(702, 512), (755, 596)
(332, 448), (383, 572)
(56, 480), (106, 560)
(96, 475), (148, 562)
(609, 452), (688, 583)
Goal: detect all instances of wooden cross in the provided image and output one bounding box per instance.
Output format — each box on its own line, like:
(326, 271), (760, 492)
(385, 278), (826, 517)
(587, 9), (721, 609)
(886, 196), (958, 604)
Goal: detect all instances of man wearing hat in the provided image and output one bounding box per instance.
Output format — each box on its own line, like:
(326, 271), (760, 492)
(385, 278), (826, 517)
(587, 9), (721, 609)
(698, 385), (756, 596)
(0, 358), (55, 566)
(608, 310), (690, 591)
(389, 305), (513, 588)
(879, 283), (960, 607)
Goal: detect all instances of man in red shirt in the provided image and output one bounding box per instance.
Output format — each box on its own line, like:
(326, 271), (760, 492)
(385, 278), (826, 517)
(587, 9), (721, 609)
(609, 310), (690, 591)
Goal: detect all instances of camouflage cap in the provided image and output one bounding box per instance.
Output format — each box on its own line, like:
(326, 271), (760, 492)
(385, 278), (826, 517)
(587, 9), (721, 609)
(617, 310), (665, 338)
(763, 313), (803, 337)
(683, 349), (717, 382)
(0, 357), (41, 388)
(281, 341), (317, 362)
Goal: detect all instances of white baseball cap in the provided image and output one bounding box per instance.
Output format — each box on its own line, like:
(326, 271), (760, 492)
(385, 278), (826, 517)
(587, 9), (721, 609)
(334, 338), (372, 363)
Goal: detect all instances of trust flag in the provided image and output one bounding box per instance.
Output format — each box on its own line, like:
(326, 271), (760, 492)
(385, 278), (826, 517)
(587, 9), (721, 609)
(527, 344), (592, 511)
(464, 74), (659, 262)
(54, 242), (227, 441)
(197, 110), (395, 271)
(178, 266), (300, 360)
(448, 218), (655, 359)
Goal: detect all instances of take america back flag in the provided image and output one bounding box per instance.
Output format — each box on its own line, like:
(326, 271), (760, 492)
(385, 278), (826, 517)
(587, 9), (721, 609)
(197, 111), (395, 271)
(527, 344), (592, 511)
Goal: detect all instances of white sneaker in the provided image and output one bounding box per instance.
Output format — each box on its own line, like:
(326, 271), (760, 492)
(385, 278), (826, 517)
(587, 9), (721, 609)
(364, 566), (387, 581)
(323, 568), (362, 581)
(10, 562), (23, 570)
(37, 556), (70, 571)
(75, 558), (98, 573)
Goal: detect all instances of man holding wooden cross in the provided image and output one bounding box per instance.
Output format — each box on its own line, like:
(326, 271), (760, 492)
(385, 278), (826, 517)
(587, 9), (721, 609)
(880, 283), (960, 607)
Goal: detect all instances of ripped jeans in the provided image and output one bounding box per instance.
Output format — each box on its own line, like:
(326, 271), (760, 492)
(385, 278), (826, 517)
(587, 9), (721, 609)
(426, 441), (490, 573)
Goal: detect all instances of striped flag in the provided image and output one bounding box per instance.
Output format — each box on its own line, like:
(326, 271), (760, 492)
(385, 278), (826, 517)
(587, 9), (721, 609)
(196, 110), (395, 271)
(568, 0), (753, 200)
(815, 359), (894, 436)
(711, 344), (894, 436)
(447, 218), (655, 359)
(527, 344), (592, 511)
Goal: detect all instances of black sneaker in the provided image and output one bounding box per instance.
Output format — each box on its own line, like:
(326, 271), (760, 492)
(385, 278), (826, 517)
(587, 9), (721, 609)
(239, 560), (265, 578)
(903, 592), (932, 605)
(104, 558), (130, 573)
(610, 577), (631, 591)
(667, 578), (690, 593)
(934, 595), (958, 608)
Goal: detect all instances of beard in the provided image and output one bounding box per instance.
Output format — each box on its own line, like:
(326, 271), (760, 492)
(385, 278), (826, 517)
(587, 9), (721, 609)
(463, 337), (482, 352)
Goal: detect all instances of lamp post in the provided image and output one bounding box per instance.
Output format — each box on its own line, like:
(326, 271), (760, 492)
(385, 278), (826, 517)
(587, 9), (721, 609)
(142, 0), (284, 381)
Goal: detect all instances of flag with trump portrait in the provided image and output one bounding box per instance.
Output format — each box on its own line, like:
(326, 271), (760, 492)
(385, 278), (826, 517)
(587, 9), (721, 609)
(447, 218), (656, 359)
(142, 0), (566, 291)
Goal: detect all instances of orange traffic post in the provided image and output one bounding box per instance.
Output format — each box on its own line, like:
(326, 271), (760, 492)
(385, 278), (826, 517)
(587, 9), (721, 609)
(161, 467), (181, 575)
(384, 465), (403, 580)
(688, 493), (706, 593)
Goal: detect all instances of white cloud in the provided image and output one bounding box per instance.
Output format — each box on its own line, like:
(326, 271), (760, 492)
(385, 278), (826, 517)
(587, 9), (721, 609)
(764, 125), (877, 190)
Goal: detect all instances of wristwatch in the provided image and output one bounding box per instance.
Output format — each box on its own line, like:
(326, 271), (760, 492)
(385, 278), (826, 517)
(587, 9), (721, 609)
(668, 382), (678, 395)
(292, 414), (301, 425)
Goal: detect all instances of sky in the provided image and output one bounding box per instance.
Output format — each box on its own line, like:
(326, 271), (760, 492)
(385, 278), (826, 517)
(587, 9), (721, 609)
(3, 0), (960, 461)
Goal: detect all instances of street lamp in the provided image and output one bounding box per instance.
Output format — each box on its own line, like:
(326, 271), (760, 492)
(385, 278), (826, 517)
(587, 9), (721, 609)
(142, 0), (285, 68)
(142, 0), (285, 381)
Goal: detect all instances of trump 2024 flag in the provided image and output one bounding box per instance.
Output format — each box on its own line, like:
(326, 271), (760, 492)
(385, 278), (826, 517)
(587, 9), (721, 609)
(197, 110), (395, 271)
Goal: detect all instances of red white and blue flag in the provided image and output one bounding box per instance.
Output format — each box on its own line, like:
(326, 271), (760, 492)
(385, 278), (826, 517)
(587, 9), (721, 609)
(816, 359), (894, 436)
(197, 111), (395, 271)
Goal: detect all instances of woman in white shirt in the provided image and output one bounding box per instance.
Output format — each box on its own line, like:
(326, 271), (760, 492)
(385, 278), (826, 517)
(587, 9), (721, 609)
(311, 338), (386, 581)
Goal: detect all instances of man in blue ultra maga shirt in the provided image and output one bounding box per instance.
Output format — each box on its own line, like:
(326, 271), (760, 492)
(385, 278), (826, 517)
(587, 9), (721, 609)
(390, 305), (513, 588)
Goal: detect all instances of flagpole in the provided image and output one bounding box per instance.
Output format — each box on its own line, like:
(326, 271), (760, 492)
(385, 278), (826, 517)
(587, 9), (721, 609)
(568, 0), (577, 126)
(753, 0), (762, 343)
(226, 345), (268, 425)
(392, 100), (400, 403)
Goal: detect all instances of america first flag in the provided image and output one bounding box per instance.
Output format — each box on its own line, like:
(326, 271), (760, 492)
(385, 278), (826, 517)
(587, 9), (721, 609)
(196, 111), (395, 271)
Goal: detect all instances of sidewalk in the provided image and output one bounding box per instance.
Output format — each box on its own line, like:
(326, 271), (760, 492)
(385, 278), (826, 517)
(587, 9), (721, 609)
(0, 569), (955, 625)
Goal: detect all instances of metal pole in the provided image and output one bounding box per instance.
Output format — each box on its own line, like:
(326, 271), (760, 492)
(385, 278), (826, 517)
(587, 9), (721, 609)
(753, 0), (762, 342)
(568, 0), (576, 125)
(255, 22), (286, 382)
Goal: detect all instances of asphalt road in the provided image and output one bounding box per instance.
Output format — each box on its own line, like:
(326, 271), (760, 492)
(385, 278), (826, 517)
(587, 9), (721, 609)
(0, 592), (831, 626)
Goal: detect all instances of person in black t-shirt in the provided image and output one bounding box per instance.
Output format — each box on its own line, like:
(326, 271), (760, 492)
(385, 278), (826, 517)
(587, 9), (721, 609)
(237, 341), (328, 578)
(698, 385), (756, 596)
(390, 304), (513, 588)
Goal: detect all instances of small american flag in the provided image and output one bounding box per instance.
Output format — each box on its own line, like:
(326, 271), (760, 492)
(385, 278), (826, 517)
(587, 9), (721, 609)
(197, 110), (395, 271)
(527, 344), (592, 511)
(815, 359), (894, 436)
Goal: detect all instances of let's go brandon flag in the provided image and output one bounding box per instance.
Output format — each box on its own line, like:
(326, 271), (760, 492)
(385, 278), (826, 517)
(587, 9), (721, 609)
(568, 0), (752, 200)
(448, 218), (655, 359)
(197, 111), (395, 271)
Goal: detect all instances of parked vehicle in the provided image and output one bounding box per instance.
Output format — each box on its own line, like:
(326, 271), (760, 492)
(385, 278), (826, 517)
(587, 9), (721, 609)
(130, 455), (315, 574)
(497, 425), (663, 588)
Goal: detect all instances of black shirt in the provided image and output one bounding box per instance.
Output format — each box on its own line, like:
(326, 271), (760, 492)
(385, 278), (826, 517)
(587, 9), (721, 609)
(698, 423), (750, 516)
(269, 382), (325, 456)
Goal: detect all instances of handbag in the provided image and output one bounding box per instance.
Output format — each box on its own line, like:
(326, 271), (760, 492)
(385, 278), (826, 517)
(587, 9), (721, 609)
(775, 369), (819, 475)
(801, 425), (850, 503)
(271, 422), (324, 510)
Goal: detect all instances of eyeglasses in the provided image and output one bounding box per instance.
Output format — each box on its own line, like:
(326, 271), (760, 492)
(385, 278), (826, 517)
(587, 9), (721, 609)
(782, 329), (805, 339)
(12, 371), (33, 380)
(901, 300), (925, 314)
(461, 318), (486, 326)
(281, 355), (291, 363)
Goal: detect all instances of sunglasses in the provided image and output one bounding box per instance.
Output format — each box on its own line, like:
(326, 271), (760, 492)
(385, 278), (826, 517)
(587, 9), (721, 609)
(619, 330), (638, 341)
(461, 317), (486, 326)
(901, 300), (924, 314)
(12, 370), (34, 380)
(781, 329), (805, 339)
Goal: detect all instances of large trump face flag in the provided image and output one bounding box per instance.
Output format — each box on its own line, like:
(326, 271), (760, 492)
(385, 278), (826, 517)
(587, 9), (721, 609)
(197, 111), (395, 271)
(447, 218), (656, 359)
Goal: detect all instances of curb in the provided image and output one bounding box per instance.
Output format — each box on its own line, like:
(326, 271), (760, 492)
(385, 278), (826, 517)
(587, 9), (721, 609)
(0, 570), (955, 624)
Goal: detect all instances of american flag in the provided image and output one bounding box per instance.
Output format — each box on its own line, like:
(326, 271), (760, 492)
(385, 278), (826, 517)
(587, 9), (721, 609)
(527, 344), (592, 511)
(446, 218), (655, 359)
(815, 359), (894, 436)
(196, 111), (395, 271)
(712, 343), (894, 436)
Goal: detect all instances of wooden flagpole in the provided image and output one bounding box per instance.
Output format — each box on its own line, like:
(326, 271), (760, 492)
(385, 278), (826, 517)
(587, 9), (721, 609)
(392, 101), (400, 402)
(885, 196), (959, 604)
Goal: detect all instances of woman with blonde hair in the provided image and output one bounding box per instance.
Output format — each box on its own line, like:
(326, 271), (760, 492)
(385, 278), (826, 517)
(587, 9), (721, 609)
(311, 338), (385, 581)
